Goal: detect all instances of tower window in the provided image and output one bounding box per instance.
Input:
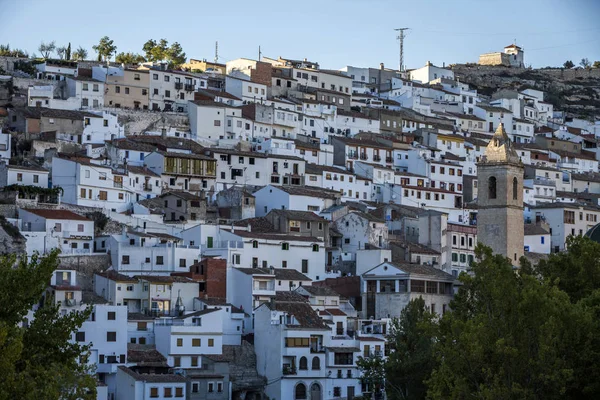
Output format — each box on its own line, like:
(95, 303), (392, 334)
(513, 177), (518, 200)
(488, 177), (497, 199)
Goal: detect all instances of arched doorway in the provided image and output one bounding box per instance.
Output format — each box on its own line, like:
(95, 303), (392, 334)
(310, 383), (322, 400)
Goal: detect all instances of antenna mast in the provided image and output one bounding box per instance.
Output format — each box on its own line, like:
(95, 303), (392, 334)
(395, 28), (409, 72)
(214, 41), (219, 63)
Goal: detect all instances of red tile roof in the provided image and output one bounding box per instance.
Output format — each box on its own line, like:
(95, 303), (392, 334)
(21, 208), (90, 221)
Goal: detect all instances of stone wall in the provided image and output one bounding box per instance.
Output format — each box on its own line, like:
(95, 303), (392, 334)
(478, 53), (510, 67)
(105, 108), (190, 136)
(59, 253), (112, 290)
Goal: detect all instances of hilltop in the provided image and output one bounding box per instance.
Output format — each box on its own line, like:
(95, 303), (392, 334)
(451, 64), (600, 118)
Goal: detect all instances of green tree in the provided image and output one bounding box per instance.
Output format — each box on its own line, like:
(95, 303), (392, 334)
(563, 60), (575, 69)
(580, 58), (591, 69)
(357, 352), (386, 399)
(72, 46), (88, 61)
(92, 36), (117, 62)
(115, 51), (146, 65)
(0, 44), (28, 58)
(427, 244), (595, 400)
(593, 61), (600, 69)
(385, 298), (437, 400)
(0, 251), (96, 399)
(65, 43), (71, 60)
(38, 41), (56, 59)
(142, 38), (186, 68)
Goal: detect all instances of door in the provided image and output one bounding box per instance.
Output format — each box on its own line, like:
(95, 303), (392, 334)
(327, 252), (333, 266)
(310, 383), (322, 400)
(488, 121), (494, 132)
(347, 386), (355, 400)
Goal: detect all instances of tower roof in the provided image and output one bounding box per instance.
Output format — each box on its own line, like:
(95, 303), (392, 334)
(483, 123), (521, 164)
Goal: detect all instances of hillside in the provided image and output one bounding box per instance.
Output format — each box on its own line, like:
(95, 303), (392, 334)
(451, 64), (600, 118)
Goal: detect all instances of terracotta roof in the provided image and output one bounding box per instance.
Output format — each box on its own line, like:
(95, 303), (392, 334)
(197, 88), (241, 101)
(358, 336), (386, 342)
(96, 270), (138, 282)
(135, 275), (195, 283)
(299, 285), (340, 297)
(268, 291), (329, 330)
(267, 209), (327, 222)
(127, 344), (167, 365)
(271, 268), (311, 281)
(234, 267), (275, 276)
(328, 346), (360, 352)
(5, 164), (48, 172)
(232, 217), (274, 232)
(127, 165), (160, 177)
(231, 230), (323, 242)
(175, 308), (220, 319)
(319, 308), (346, 316)
(274, 185), (342, 200)
(524, 224), (550, 235)
(161, 191), (203, 201)
(118, 366), (185, 382)
(21, 208), (90, 221)
(305, 163), (351, 175)
(477, 105), (512, 113)
(18, 106), (99, 120)
(128, 312), (154, 321)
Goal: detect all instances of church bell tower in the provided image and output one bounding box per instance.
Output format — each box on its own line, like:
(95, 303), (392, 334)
(477, 123), (524, 264)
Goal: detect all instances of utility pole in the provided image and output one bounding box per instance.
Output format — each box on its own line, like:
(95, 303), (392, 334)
(258, 45), (261, 61)
(395, 28), (409, 72)
(214, 41), (219, 63)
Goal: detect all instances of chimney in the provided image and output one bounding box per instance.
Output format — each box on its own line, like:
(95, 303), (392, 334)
(85, 144), (93, 157)
(380, 63), (384, 70)
(426, 61), (432, 66)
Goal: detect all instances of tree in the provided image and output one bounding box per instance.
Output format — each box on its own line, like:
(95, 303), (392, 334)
(72, 46), (88, 61)
(580, 58), (591, 69)
(385, 298), (437, 400)
(593, 61), (600, 69)
(563, 60), (575, 69)
(357, 353), (387, 399)
(115, 51), (146, 65)
(56, 46), (67, 60)
(38, 41), (56, 59)
(427, 244), (596, 400)
(0, 44), (27, 58)
(0, 251), (96, 399)
(65, 43), (71, 60)
(92, 36), (117, 62)
(142, 38), (186, 68)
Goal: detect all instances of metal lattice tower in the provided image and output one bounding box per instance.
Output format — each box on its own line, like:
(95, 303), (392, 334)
(214, 41), (219, 63)
(395, 28), (409, 72)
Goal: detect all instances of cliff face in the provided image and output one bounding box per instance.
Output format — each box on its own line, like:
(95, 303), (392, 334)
(451, 64), (600, 118)
(0, 217), (26, 255)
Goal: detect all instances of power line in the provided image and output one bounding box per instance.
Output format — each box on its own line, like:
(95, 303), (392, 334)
(412, 27), (600, 37)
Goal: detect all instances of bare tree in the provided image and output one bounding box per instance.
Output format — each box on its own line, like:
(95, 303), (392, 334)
(56, 46), (67, 60)
(580, 58), (591, 69)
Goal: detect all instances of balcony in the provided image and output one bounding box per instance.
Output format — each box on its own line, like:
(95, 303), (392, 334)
(143, 184), (153, 191)
(283, 365), (297, 375)
(174, 82), (183, 90)
(113, 182), (123, 188)
(359, 153), (368, 160)
(348, 152), (358, 159)
(373, 155), (382, 162)
(386, 156), (393, 163)
(310, 344), (326, 353)
(184, 84), (195, 91)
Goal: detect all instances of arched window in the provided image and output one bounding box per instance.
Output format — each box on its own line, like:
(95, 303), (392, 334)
(252, 240), (258, 248)
(488, 176), (497, 199)
(513, 177), (518, 200)
(295, 383), (307, 399)
(312, 356), (321, 370)
(299, 356), (308, 370)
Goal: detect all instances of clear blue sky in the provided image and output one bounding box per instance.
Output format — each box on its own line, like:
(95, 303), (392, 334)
(1, 0), (599, 69)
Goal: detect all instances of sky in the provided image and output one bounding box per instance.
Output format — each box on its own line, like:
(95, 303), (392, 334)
(1, 0), (599, 70)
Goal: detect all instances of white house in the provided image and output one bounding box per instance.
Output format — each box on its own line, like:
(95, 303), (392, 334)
(225, 75), (267, 103)
(154, 308), (224, 368)
(19, 208), (94, 256)
(66, 75), (105, 110)
(116, 366), (187, 400)
(253, 185), (341, 216)
(409, 61), (454, 84)
(0, 130), (10, 161)
(524, 223), (551, 254)
(149, 69), (199, 112)
(333, 211), (389, 257)
(0, 163), (49, 188)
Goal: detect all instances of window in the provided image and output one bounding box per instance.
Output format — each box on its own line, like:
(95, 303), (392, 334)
(281, 243), (289, 250)
(192, 338), (200, 347)
(513, 177), (518, 200)
(164, 75), (170, 82)
(16, 173), (22, 182)
(107, 311), (116, 320)
(312, 244), (319, 252)
(75, 331), (85, 342)
(33, 174), (39, 183)
(192, 383), (199, 393)
(122, 255), (130, 265)
(165, 90), (170, 98)
(173, 356), (181, 367)
(217, 383), (222, 393)
(106, 332), (116, 342)
(191, 356), (198, 367)
(156, 256), (164, 265)
(177, 338), (183, 347)
(164, 388), (172, 398)
(285, 337), (309, 347)
(299, 356), (308, 370)
(302, 260), (308, 274)
(208, 382), (214, 392)
(208, 338), (214, 347)
(488, 176), (497, 199)
(252, 240), (258, 248)
(295, 383), (307, 399)
(175, 387), (183, 397)
(311, 356), (320, 370)
(150, 388), (158, 398)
